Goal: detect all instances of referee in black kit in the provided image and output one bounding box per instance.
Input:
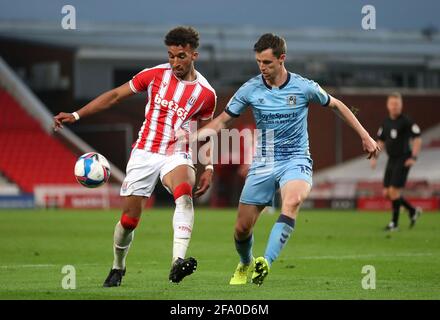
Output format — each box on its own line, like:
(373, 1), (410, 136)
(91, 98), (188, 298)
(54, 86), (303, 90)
(370, 92), (422, 231)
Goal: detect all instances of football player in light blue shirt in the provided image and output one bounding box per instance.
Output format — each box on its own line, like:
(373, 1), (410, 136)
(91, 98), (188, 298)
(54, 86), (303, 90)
(196, 33), (379, 285)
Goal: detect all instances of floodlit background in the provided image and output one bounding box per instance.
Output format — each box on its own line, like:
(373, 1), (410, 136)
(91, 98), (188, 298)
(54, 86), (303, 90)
(0, 0), (439, 209)
(0, 0), (440, 301)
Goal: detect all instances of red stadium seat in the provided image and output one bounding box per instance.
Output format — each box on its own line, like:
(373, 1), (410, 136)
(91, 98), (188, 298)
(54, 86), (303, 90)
(0, 89), (78, 193)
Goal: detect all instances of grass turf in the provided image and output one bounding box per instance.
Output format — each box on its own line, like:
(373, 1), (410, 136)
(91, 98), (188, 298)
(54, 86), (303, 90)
(0, 208), (439, 300)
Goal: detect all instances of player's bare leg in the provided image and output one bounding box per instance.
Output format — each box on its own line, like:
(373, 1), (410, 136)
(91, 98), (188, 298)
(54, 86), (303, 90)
(229, 204), (264, 285)
(104, 195), (145, 287)
(235, 203), (265, 240)
(162, 164), (197, 283)
(280, 180), (311, 219)
(253, 180), (310, 286)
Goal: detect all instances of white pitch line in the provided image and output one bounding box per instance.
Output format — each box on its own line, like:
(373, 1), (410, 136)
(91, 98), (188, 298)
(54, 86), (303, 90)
(0, 263), (100, 269)
(0, 262), (159, 269)
(0, 264), (58, 269)
(0, 253), (435, 269)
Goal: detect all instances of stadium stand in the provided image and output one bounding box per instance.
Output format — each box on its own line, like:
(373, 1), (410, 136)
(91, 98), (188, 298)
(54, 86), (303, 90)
(0, 88), (77, 192)
(313, 124), (440, 184)
(312, 124), (440, 210)
(0, 172), (20, 195)
(1, 25), (439, 208)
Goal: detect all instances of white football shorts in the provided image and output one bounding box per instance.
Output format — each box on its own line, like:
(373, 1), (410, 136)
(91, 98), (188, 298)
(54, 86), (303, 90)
(120, 148), (195, 198)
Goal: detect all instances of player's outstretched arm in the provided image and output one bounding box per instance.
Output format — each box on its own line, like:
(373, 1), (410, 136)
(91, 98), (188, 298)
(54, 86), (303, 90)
(53, 82), (135, 131)
(194, 118), (216, 198)
(327, 96), (380, 159)
(192, 111), (235, 197)
(193, 111), (235, 143)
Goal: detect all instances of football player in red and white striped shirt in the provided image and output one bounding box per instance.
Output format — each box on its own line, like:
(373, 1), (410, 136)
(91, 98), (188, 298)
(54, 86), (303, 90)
(54, 26), (216, 286)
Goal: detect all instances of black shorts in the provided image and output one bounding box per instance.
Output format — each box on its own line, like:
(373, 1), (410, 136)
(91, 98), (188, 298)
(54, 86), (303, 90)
(383, 156), (411, 188)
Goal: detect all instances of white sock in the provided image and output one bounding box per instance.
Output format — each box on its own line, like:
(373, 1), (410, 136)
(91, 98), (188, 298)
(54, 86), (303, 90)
(172, 195), (194, 263)
(112, 221), (134, 270)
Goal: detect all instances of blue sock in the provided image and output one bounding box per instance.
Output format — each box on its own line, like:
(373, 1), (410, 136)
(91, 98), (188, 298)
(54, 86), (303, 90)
(234, 234), (254, 265)
(264, 214), (295, 266)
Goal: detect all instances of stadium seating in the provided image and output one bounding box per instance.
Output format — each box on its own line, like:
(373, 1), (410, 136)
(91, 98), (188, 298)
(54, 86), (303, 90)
(309, 124), (440, 210)
(0, 89), (77, 193)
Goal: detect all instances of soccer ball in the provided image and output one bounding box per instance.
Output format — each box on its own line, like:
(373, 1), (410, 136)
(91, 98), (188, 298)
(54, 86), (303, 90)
(74, 152), (111, 188)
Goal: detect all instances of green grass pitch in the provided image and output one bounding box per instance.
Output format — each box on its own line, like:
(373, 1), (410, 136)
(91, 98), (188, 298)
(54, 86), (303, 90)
(0, 208), (439, 300)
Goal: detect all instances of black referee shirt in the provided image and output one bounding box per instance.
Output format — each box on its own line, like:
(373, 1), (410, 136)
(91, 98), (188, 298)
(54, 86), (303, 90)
(377, 114), (421, 158)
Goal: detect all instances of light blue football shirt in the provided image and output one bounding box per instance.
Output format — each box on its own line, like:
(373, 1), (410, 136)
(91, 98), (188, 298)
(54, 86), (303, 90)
(225, 72), (330, 161)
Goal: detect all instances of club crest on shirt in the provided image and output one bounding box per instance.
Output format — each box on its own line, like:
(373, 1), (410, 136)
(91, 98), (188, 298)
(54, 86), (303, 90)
(258, 98), (265, 104)
(287, 95), (296, 106)
(188, 96), (197, 106)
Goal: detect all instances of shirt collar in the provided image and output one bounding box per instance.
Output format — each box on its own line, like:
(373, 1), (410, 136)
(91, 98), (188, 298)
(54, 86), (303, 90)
(261, 72), (291, 90)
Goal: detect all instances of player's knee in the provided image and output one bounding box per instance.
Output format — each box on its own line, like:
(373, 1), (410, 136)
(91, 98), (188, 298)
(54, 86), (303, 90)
(282, 194), (303, 211)
(173, 182), (193, 201)
(383, 189), (390, 199)
(235, 221), (252, 239)
(120, 212), (140, 230)
(122, 199), (143, 217)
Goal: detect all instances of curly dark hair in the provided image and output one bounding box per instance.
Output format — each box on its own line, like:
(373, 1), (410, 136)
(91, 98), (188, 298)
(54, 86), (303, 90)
(164, 26), (200, 49)
(254, 33), (286, 58)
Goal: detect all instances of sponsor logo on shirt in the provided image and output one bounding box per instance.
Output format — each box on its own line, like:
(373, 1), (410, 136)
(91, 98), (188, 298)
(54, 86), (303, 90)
(154, 95), (189, 120)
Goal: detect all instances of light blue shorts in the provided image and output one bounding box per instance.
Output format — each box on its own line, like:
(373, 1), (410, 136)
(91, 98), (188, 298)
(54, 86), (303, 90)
(239, 157), (313, 206)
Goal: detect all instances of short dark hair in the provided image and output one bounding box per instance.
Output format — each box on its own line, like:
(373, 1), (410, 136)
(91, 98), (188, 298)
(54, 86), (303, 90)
(164, 26), (199, 49)
(253, 33), (287, 58)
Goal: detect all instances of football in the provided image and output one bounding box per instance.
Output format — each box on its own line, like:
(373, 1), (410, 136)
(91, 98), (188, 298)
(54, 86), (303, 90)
(74, 152), (111, 188)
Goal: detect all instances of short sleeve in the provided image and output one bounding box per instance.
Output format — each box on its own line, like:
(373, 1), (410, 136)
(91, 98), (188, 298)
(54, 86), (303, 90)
(407, 118), (421, 138)
(225, 84), (250, 117)
(129, 68), (157, 93)
(198, 91), (217, 120)
(303, 79), (330, 106)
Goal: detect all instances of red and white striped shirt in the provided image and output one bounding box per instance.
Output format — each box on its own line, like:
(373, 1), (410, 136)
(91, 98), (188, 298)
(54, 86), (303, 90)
(129, 63), (217, 154)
